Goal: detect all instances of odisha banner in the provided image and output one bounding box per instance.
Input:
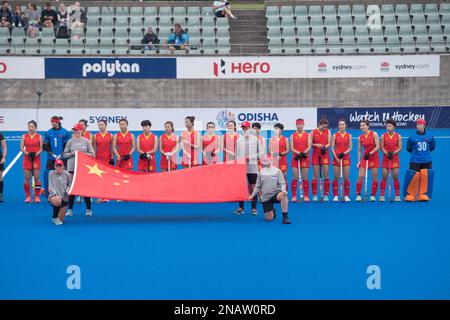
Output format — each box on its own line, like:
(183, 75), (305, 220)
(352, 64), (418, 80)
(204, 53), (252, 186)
(317, 106), (450, 129)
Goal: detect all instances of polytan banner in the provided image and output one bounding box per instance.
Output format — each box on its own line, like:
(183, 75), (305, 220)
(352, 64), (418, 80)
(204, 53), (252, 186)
(0, 57), (45, 79)
(69, 151), (249, 203)
(1, 108), (318, 131)
(308, 55), (440, 78)
(176, 56), (308, 79)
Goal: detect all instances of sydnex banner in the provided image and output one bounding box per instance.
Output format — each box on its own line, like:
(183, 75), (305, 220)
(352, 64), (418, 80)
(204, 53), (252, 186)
(45, 57), (177, 79)
(317, 106), (450, 129)
(0, 57), (45, 79)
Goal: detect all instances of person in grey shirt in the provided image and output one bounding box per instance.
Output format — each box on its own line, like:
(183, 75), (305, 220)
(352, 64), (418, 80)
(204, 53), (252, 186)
(234, 121), (264, 216)
(63, 123), (95, 217)
(48, 159), (72, 225)
(251, 154), (291, 224)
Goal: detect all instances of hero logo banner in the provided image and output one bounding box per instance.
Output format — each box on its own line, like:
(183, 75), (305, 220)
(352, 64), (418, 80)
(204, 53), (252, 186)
(45, 58), (177, 79)
(317, 107), (450, 129)
(177, 57), (307, 79)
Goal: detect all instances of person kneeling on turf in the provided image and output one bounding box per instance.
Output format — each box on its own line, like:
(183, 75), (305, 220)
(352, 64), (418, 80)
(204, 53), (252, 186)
(250, 154), (291, 224)
(48, 159), (72, 226)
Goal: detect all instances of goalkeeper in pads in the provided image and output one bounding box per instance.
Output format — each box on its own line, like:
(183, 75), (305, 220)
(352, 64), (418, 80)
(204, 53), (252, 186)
(250, 154), (291, 224)
(404, 118), (436, 202)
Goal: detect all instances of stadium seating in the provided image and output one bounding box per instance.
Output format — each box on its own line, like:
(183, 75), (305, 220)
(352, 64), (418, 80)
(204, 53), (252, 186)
(1, 5), (230, 55)
(266, 3), (449, 54)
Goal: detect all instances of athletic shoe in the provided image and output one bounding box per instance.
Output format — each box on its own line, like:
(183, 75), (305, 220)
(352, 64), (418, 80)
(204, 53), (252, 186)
(323, 195), (329, 202)
(86, 210), (93, 217)
(52, 218), (56, 223)
(344, 196), (351, 202)
(234, 208), (244, 215)
(333, 196), (339, 202)
(370, 196), (376, 202)
(34, 195), (41, 203)
(355, 195), (362, 202)
(379, 196), (385, 202)
(66, 209), (73, 217)
(291, 196), (297, 203)
(25, 196), (31, 203)
(0, 194), (4, 202)
(282, 216), (291, 224)
(251, 209), (258, 216)
(312, 195), (318, 202)
(394, 196), (401, 202)
(53, 218), (63, 226)
(304, 196), (310, 202)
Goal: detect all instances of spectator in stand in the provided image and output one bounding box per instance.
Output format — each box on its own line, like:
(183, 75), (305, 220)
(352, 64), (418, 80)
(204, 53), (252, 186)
(68, 1), (85, 39)
(142, 26), (159, 51)
(0, 1), (12, 27)
(213, 0), (237, 20)
(164, 23), (189, 54)
(41, 2), (57, 28)
(57, 3), (69, 27)
(12, 4), (26, 27)
(24, 3), (40, 38)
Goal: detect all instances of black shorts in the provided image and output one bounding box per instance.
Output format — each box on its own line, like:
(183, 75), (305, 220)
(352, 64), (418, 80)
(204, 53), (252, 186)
(247, 173), (258, 185)
(409, 162), (432, 171)
(51, 200), (68, 208)
(262, 194), (280, 213)
(215, 10), (226, 17)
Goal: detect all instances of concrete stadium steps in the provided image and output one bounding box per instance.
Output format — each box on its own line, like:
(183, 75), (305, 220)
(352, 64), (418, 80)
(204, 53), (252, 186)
(229, 10), (269, 55)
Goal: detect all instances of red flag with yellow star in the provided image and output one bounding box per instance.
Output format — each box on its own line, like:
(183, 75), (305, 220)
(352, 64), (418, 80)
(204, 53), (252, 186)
(68, 151), (249, 203)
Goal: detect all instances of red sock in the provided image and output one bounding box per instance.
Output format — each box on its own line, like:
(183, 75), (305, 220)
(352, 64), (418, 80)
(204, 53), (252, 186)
(34, 183), (41, 197)
(332, 180), (338, 197)
(371, 180), (378, 196)
(380, 179), (387, 196)
(344, 179), (350, 196)
(356, 181), (362, 195)
(312, 179), (318, 196)
(24, 182), (30, 197)
(323, 179), (330, 196)
(394, 178), (400, 196)
(303, 180), (309, 197)
(291, 180), (297, 197)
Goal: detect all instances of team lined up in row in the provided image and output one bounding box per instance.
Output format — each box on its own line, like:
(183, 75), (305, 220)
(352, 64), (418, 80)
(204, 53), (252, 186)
(0, 113), (435, 205)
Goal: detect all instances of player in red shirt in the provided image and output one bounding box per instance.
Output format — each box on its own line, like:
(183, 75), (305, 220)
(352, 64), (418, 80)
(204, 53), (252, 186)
(331, 119), (352, 202)
(269, 123), (289, 183)
(94, 120), (114, 166)
(356, 120), (380, 202)
(311, 118), (331, 201)
(202, 122), (221, 165)
(159, 121), (179, 172)
(380, 119), (402, 202)
(78, 119), (94, 146)
(222, 120), (240, 163)
(252, 122), (266, 171)
(290, 118), (312, 202)
(113, 118), (135, 171)
(20, 120), (43, 203)
(181, 116), (201, 168)
(137, 120), (158, 173)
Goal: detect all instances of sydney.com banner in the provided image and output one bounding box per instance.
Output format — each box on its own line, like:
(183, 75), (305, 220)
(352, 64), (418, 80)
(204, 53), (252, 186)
(0, 55), (441, 79)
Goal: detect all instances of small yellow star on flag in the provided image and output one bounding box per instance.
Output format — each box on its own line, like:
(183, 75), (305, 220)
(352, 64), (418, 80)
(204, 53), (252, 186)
(85, 163), (106, 178)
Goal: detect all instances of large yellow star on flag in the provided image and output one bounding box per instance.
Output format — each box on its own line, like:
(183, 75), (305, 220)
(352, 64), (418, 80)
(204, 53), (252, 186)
(85, 163), (106, 178)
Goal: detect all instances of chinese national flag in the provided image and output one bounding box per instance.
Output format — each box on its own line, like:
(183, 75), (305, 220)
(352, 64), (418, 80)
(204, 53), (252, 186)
(69, 151), (249, 203)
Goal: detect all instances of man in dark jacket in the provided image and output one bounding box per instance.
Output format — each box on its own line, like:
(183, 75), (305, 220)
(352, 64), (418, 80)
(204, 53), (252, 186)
(41, 2), (57, 28)
(142, 27), (159, 51)
(0, 1), (12, 27)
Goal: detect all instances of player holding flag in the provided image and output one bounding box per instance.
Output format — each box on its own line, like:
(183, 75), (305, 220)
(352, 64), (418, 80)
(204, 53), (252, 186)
(331, 119), (352, 202)
(137, 120), (158, 173)
(380, 119), (402, 202)
(181, 116), (201, 168)
(21, 120), (43, 203)
(404, 119), (436, 202)
(290, 118), (311, 202)
(356, 121), (380, 202)
(311, 118), (331, 201)
(269, 123), (289, 183)
(160, 121), (179, 172)
(78, 119), (94, 146)
(113, 119), (135, 171)
(202, 122), (220, 165)
(222, 120), (240, 163)
(94, 120), (114, 166)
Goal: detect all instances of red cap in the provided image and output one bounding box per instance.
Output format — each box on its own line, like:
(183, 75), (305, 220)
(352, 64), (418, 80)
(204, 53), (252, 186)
(296, 119), (305, 125)
(241, 121), (251, 128)
(54, 159), (64, 167)
(72, 123), (83, 131)
(417, 118), (426, 126)
(51, 116), (61, 123)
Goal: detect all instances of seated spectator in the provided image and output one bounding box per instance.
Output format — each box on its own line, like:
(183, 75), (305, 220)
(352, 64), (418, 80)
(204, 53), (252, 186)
(56, 3), (69, 38)
(0, 1), (12, 28)
(24, 3), (40, 38)
(142, 26), (159, 51)
(12, 4), (25, 27)
(68, 1), (85, 30)
(163, 23), (189, 54)
(41, 2), (57, 28)
(213, 0), (237, 19)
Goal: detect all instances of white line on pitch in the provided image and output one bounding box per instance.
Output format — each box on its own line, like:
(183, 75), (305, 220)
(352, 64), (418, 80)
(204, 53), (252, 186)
(2, 151), (23, 178)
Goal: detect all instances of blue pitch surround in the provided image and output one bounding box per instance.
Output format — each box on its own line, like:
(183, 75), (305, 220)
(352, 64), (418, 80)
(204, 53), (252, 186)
(0, 129), (449, 299)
